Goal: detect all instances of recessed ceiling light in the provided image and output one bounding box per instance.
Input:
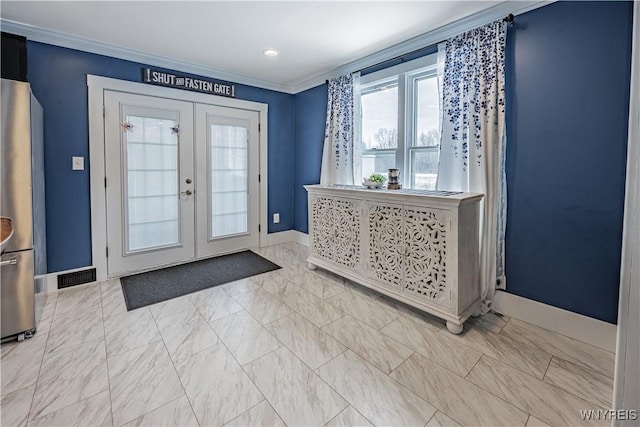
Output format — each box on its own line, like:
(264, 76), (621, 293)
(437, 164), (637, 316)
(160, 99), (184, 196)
(263, 49), (279, 57)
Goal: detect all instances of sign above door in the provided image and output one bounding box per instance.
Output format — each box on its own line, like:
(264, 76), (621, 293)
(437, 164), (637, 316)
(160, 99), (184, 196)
(141, 68), (236, 98)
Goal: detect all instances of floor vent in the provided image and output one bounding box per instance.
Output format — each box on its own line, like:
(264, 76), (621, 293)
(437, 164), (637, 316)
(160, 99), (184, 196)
(57, 268), (97, 289)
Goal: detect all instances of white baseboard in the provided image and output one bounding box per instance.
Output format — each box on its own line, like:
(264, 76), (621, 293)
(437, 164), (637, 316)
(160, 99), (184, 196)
(265, 230), (308, 247)
(265, 230), (298, 246)
(493, 290), (617, 352)
(291, 230), (308, 246)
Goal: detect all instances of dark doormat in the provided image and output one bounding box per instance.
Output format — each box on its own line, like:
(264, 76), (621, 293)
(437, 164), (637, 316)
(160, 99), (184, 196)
(120, 250), (280, 310)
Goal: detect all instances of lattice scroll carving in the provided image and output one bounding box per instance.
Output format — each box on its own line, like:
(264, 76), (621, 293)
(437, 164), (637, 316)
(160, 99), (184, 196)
(404, 207), (448, 302)
(331, 199), (360, 268)
(311, 197), (334, 258)
(368, 204), (403, 287)
(310, 197), (360, 268)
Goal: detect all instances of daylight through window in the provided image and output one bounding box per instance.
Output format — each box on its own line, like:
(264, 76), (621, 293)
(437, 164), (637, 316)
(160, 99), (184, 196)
(358, 55), (440, 189)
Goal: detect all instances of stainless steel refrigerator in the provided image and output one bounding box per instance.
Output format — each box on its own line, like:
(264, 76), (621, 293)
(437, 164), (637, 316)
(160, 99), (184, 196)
(1, 78), (47, 341)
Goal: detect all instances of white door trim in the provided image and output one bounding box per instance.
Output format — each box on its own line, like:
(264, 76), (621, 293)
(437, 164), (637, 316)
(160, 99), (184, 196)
(88, 74), (269, 281)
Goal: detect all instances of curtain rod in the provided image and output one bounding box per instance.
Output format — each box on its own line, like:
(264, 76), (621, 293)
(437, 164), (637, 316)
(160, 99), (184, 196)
(325, 14), (515, 84)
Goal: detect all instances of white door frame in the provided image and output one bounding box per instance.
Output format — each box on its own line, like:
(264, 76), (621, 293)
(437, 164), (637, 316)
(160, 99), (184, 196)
(88, 75), (269, 281)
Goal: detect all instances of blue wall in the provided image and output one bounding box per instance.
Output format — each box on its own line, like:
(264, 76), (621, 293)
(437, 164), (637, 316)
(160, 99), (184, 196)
(291, 1), (632, 323)
(504, 1), (632, 324)
(293, 85), (327, 233)
(25, 1), (632, 323)
(27, 42), (295, 273)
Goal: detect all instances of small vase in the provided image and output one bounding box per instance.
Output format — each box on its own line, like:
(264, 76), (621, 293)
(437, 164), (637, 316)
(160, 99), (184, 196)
(388, 168), (402, 190)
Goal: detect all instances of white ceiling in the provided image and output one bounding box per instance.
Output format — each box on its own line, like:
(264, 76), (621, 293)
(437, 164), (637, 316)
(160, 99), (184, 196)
(1, 1), (509, 92)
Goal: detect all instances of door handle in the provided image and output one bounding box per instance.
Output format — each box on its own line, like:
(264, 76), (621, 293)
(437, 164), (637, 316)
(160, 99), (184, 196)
(0, 257), (18, 267)
(181, 189), (193, 196)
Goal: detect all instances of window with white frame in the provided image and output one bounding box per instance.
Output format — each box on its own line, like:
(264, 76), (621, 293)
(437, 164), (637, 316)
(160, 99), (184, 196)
(358, 54), (440, 189)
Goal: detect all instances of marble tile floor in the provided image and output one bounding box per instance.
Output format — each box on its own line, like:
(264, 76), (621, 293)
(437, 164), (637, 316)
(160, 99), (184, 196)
(1, 242), (615, 427)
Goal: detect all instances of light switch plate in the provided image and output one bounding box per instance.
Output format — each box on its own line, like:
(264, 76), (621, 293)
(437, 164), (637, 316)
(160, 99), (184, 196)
(72, 156), (84, 171)
(273, 213), (280, 224)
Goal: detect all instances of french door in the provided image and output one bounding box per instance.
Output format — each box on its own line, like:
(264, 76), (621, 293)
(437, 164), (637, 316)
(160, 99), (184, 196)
(104, 91), (259, 276)
(195, 104), (259, 256)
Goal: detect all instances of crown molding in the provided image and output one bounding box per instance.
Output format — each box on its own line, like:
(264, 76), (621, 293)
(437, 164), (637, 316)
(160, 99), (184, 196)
(1, 1), (554, 95)
(290, 0), (554, 93)
(0, 19), (297, 94)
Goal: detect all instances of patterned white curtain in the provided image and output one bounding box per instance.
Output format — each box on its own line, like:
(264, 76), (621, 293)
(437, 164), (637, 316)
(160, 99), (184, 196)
(436, 20), (508, 311)
(320, 73), (360, 185)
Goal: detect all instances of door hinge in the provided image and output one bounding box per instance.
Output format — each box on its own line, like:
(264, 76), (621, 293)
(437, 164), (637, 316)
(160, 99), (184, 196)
(103, 106), (105, 118)
(104, 177), (107, 188)
(258, 174), (261, 183)
(106, 247), (109, 257)
(258, 224), (261, 232)
(258, 123), (261, 132)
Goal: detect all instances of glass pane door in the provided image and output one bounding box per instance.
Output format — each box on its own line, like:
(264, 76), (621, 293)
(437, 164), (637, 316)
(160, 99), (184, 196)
(210, 123), (249, 238)
(195, 104), (259, 258)
(104, 92), (261, 277)
(104, 91), (195, 277)
(125, 115), (180, 252)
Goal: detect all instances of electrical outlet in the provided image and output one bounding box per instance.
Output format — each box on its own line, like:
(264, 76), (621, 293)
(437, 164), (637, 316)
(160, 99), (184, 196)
(72, 156), (84, 171)
(273, 213), (280, 224)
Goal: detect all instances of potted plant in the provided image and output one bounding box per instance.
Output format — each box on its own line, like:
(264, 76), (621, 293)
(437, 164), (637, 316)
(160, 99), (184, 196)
(362, 173), (386, 189)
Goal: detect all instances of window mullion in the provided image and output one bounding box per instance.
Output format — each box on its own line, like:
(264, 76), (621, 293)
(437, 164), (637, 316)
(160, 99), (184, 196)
(407, 73), (418, 188)
(396, 73), (407, 186)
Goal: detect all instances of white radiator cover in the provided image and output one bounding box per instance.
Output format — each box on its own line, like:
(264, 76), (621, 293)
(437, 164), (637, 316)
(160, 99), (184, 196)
(305, 185), (483, 334)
